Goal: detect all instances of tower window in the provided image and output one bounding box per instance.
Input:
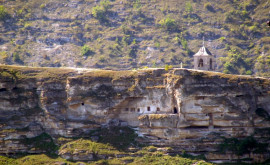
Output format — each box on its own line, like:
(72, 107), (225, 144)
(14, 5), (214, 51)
(198, 59), (203, 67)
(147, 107), (151, 111)
(157, 107), (160, 111)
(210, 59), (213, 70)
(137, 108), (140, 112)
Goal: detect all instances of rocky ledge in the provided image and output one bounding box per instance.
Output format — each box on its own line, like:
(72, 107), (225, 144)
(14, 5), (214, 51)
(0, 65), (269, 163)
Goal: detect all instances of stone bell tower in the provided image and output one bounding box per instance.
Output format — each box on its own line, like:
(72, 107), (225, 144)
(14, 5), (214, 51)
(193, 38), (215, 71)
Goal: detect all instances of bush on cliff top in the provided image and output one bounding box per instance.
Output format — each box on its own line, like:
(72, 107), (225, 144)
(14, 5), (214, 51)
(59, 138), (122, 155)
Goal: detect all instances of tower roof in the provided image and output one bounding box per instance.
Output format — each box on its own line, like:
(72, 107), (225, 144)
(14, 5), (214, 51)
(194, 46), (212, 56)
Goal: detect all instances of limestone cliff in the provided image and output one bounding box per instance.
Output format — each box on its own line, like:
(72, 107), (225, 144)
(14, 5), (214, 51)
(0, 65), (269, 163)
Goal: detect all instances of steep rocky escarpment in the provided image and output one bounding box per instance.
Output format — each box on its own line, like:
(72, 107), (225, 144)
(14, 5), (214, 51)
(0, 65), (269, 163)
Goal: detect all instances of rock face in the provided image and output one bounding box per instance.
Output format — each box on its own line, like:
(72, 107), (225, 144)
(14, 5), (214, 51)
(0, 65), (269, 163)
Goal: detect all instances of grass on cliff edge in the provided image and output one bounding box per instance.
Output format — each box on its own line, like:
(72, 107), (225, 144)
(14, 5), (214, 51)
(0, 152), (213, 165)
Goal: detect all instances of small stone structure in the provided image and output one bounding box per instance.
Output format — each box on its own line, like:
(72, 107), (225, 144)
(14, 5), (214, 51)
(194, 40), (215, 71)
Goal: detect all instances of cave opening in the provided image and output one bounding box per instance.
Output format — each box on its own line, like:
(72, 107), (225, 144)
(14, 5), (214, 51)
(0, 88), (7, 92)
(174, 107), (178, 114)
(13, 87), (19, 91)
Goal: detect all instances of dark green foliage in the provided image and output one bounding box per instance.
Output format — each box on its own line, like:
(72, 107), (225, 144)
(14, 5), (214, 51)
(224, 9), (249, 23)
(92, 0), (111, 23)
(159, 17), (178, 32)
(0, 5), (8, 21)
(13, 52), (21, 63)
(81, 45), (95, 57)
(255, 54), (270, 77)
(204, 3), (215, 12)
(22, 133), (59, 156)
(181, 150), (206, 161)
(92, 126), (138, 151)
(220, 49), (251, 75)
(219, 136), (268, 156)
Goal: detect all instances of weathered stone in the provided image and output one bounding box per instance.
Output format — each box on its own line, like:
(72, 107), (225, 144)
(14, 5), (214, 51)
(0, 67), (269, 163)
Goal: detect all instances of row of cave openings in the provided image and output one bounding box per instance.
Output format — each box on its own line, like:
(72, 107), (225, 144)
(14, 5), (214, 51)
(124, 106), (179, 114)
(80, 101), (179, 114)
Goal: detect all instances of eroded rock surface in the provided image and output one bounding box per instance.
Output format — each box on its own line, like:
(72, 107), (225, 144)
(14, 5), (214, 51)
(0, 65), (269, 163)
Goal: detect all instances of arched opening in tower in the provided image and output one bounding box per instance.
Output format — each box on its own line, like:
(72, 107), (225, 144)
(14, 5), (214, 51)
(173, 107), (178, 114)
(198, 59), (203, 67)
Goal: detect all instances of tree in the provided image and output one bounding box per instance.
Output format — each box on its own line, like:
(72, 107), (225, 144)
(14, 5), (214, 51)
(81, 45), (94, 57)
(220, 49), (251, 75)
(92, 0), (111, 23)
(185, 2), (193, 14)
(159, 17), (177, 32)
(254, 53), (270, 77)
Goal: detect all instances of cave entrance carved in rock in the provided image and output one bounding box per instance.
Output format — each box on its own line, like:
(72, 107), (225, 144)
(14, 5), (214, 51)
(173, 107), (178, 114)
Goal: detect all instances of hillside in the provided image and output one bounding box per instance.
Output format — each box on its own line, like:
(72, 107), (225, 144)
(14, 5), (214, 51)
(0, 0), (269, 77)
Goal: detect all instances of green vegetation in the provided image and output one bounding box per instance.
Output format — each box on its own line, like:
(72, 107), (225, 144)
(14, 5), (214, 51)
(204, 3), (215, 12)
(165, 64), (173, 71)
(0, 5), (8, 21)
(0, 124), (213, 164)
(220, 49), (252, 75)
(92, 0), (111, 23)
(90, 126), (138, 150)
(254, 53), (270, 77)
(159, 17), (178, 32)
(59, 138), (122, 155)
(219, 136), (268, 156)
(81, 45), (95, 57)
(21, 133), (59, 156)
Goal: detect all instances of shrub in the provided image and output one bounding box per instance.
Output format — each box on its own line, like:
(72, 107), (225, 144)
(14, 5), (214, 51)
(22, 133), (58, 156)
(40, 4), (45, 9)
(0, 51), (8, 63)
(100, 0), (111, 12)
(204, 3), (215, 12)
(219, 136), (268, 156)
(13, 52), (21, 62)
(92, 0), (111, 23)
(133, 0), (141, 9)
(245, 70), (252, 75)
(81, 45), (94, 56)
(159, 17), (177, 32)
(0, 5), (8, 21)
(165, 64), (173, 71)
(185, 2), (193, 14)
(99, 55), (106, 62)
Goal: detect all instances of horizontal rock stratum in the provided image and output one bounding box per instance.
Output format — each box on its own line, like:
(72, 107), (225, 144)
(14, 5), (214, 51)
(0, 65), (269, 163)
